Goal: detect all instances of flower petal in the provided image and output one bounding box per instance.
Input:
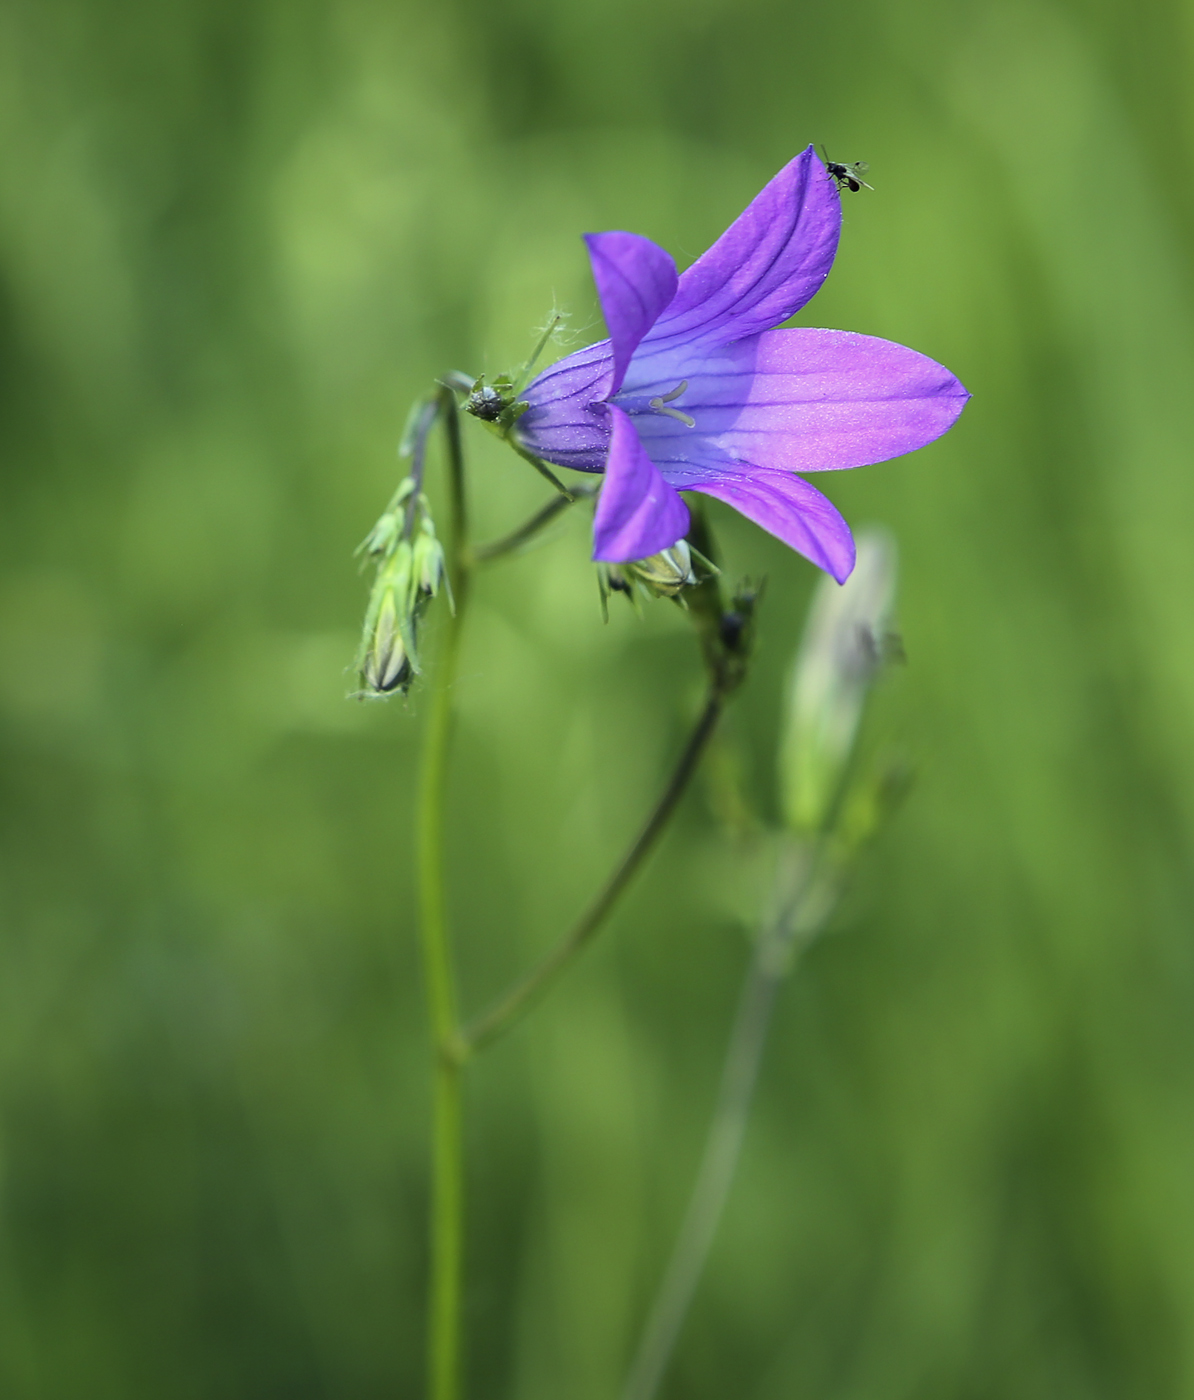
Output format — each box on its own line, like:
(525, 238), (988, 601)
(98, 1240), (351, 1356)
(516, 340), (612, 473)
(630, 329), (970, 474)
(679, 460), (856, 583)
(644, 147), (840, 353)
(584, 233), (678, 396)
(592, 406), (690, 562)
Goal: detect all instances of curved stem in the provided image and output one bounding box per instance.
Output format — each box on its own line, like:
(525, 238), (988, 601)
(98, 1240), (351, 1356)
(403, 397), (440, 540)
(621, 933), (780, 1400)
(621, 841), (836, 1400)
(471, 487), (594, 565)
(418, 390), (471, 1400)
(460, 688), (725, 1056)
(506, 441), (576, 498)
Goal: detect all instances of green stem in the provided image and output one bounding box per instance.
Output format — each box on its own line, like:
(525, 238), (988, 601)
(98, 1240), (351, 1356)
(622, 952), (780, 1400)
(418, 390), (471, 1400)
(506, 441), (576, 498)
(402, 397), (441, 541)
(460, 688), (726, 1056)
(471, 487), (594, 565)
(621, 840), (838, 1400)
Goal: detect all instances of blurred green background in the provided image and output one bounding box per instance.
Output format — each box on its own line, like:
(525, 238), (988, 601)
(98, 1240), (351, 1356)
(3, 0), (1194, 1395)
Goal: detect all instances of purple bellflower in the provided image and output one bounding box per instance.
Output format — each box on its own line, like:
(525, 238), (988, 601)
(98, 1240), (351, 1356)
(515, 147), (969, 583)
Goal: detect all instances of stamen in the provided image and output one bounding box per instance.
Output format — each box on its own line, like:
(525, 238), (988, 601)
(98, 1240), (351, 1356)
(647, 380), (694, 428)
(649, 403), (696, 428)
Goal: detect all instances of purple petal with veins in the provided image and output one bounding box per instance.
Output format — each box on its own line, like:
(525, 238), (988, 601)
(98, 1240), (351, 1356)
(647, 147), (841, 352)
(592, 406), (690, 562)
(583, 232), (678, 396)
(670, 456), (856, 583)
(629, 330), (969, 475)
(516, 146), (970, 576)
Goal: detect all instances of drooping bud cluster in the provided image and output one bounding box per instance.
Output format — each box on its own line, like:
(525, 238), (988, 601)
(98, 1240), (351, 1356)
(355, 478), (449, 697)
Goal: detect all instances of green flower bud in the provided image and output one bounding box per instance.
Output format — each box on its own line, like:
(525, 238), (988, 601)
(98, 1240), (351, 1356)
(411, 520), (448, 601)
(362, 586), (414, 694)
(359, 511), (402, 560)
(780, 530), (897, 833)
(353, 429), (456, 698)
(357, 480), (416, 560)
(357, 541), (418, 697)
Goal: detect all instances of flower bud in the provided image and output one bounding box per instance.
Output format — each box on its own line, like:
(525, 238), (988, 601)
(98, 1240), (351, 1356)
(354, 429), (456, 698)
(599, 540), (702, 615)
(359, 511), (402, 560)
(780, 530), (897, 833)
(357, 479), (416, 560)
(411, 521), (448, 601)
(362, 586), (414, 694)
(356, 541), (418, 697)
(622, 540), (698, 597)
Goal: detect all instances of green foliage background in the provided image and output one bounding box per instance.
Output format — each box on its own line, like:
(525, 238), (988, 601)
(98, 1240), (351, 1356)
(3, 0), (1194, 1395)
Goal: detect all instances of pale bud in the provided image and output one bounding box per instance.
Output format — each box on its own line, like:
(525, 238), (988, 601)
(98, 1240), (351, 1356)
(600, 540), (703, 616)
(780, 530), (897, 833)
(621, 540), (698, 598)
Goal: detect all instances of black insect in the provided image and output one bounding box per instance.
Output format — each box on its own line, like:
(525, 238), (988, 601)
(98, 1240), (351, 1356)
(820, 146), (873, 193)
(466, 384), (505, 422)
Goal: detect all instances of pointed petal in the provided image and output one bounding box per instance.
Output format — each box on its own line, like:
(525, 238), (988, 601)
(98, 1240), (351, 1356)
(668, 456), (856, 582)
(592, 406), (690, 562)
(631, 329), (970, 474)
(645, 147), (840, 353)
(584, 232), (678, 394)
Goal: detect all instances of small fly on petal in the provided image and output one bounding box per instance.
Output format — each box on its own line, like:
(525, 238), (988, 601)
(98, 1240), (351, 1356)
(820, 146), (874, 193)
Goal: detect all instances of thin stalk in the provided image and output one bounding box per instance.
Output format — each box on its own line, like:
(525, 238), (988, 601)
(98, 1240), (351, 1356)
(403, 397), (441, 540)
(460, 688), (725, 1056)
(513, 312), (563, 392)
(471, 487), (594, 565)
(418, 390), (471, 1400)
(507, 441), (577, 498)
(622, 840), (836, 1400)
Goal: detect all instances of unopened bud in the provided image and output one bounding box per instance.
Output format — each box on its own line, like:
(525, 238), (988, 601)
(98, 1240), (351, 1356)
(354, 391), (463, 698)
(411, 521), (448, 601)
(363, 587), (414, 693)
(357, 480), (415, 560)
(600, 540), (703, 616)
(622, 540), (697, 597)
(357, 542), (418, 696)
(359, 511), (402, 560)
(780, 530), (897, 833)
